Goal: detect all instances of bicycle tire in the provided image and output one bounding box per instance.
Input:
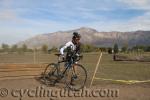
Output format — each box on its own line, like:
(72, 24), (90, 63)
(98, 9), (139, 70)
(43, 63), (58, 85)
(65, 64), (87, 91)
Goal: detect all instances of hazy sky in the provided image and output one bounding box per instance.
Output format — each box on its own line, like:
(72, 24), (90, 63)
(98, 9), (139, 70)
(0, 0), (150, 44)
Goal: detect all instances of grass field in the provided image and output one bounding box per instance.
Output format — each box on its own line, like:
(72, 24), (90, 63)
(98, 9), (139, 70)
(0, 52), (150, 100)
(0, 52), (150, 83)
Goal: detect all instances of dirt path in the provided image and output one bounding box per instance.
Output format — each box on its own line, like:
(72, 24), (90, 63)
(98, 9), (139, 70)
(0, 64), (150, 100)
(0, 78), (149, 100)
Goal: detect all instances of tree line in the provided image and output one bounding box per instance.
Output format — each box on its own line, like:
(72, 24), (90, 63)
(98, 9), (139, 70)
(0, 44), (33, 54)
(112, 43), (150, 54)
(0, 43), (150, 54)
(0, 43), (57, 54)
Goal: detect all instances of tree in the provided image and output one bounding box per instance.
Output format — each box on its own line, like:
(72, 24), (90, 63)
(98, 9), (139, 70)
(121, 43), (128, 53)
(80, 44), (99, 52)
(17, 44), (28, 54)
(122, 46), (127, 53)
(11, 45), (18, 52)
(2, 43), (9, 52)
(108, 47), (113, 54)
(99, 47), (107, 52)
(41, 44), (48, 53)
(145, 46), (150, 52)
(121, 46), (128, 53)
(48, 46), (58, 53)
(114, 43), (119, 54)
(22, 44), (28, 52)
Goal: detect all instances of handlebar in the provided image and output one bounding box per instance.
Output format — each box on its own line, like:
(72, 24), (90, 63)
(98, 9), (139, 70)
(57, 54), (83, 63)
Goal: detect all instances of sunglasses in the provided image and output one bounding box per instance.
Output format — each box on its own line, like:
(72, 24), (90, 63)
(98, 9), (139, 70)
(75, 38), (80, 41)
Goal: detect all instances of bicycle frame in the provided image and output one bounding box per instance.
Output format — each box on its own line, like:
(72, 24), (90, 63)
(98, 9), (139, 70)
(54, 55), (77, 79)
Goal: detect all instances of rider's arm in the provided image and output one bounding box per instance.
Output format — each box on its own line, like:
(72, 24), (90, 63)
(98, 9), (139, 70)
(60, 41), (72, 55)
(75, 42), (81, 55)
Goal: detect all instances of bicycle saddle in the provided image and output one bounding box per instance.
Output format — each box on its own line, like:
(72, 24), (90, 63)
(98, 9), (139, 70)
(55, 53), (61, 56)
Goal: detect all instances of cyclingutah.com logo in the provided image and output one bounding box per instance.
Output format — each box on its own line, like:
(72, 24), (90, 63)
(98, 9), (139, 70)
(0, 86), (119, 100)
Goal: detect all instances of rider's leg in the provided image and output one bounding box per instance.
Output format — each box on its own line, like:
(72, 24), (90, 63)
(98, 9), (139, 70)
(73, 62), (78, 77)
(70, 63), (78, 85)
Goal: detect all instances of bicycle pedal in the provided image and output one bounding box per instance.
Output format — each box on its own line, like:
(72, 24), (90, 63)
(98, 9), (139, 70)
(72, 75), (77, 79)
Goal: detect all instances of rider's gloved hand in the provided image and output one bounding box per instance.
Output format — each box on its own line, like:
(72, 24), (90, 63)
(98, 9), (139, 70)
(61, 54), (65, 60)
(76, 53), (79, 57)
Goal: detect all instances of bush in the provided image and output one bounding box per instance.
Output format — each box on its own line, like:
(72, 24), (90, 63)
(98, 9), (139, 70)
(108, 48), (113, 54)
(80, 44), (99, 52)
(114, 43), (119, 54)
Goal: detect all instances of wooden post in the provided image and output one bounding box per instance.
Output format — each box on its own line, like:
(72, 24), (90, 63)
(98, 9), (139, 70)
(34, 48), (36, 64)
(90, 52), (103, 88)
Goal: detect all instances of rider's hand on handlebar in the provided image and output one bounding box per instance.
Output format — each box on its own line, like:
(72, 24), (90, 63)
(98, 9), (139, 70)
(76, 53), (80, 57)
(61, 54), (65, 61)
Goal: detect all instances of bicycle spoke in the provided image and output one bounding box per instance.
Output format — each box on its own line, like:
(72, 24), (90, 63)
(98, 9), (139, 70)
(65, 64), (87, 91)
(43, 63), (58, 85)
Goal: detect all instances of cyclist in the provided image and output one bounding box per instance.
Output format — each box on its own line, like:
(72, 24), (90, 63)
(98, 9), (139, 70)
(60, 32), (81, 85)
(60, 32), (81, 62)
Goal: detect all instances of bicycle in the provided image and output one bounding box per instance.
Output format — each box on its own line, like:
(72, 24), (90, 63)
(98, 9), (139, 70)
(42, 51), (87, 91)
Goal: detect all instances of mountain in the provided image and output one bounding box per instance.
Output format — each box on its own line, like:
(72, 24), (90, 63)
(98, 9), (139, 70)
(17, 27), (150, 49)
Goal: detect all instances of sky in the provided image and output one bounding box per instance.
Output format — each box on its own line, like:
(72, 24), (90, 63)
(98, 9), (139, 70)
(0, 0), (150, 44)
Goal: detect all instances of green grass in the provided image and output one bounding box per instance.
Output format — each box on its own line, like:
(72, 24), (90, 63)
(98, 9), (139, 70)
(0, 52), (150, 81)
(81, 53), (150, 81)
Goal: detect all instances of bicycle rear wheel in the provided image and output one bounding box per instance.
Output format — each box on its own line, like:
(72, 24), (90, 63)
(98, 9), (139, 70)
(65, 64), (87, 91)
(43, 63), (58, 85)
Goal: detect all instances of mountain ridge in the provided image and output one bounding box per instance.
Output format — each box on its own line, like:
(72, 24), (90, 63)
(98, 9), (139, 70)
(17, 27), (150, 49)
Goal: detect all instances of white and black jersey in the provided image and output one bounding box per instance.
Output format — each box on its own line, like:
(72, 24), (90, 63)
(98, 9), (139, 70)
(60, 41), (80, 55)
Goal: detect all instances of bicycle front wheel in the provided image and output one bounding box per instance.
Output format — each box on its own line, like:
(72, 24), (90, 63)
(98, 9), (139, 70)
(65, 64), (87, 91)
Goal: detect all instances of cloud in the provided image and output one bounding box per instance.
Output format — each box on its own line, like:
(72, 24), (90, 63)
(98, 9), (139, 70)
(0, 0), (150, 44)
(117, 0), (150, 10)
(88, 11), (150, 32)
